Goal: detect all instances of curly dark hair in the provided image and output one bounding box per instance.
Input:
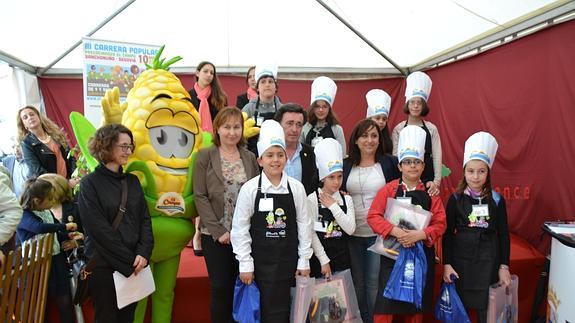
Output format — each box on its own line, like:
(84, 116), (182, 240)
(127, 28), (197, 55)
(347, 119), (385, 167)
(88, 124), (133, 164)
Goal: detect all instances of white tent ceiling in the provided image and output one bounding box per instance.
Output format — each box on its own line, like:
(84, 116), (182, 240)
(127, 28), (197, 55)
(1, 0), (574, 76)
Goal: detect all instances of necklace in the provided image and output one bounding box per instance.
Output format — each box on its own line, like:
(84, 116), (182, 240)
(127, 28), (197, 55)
(219, 147), (239, 161)
(358, 165), (373, 208)
(37, 134), (51, 144)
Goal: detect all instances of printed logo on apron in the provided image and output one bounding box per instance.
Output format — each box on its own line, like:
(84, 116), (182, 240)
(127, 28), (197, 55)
(265, 207), (287, 238)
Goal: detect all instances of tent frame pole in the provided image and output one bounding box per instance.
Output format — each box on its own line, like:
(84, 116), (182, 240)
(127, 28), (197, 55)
(37, 0), (136, 76)
(314, 0), (407, 76)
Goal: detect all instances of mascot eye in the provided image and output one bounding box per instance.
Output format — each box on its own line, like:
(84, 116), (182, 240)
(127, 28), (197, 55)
(149, 126), (195, 159)
(178, 132), (188, 147)
(157, 129), (167, 145)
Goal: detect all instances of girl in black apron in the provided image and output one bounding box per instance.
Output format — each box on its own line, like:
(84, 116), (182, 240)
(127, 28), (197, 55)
(302, 99), (346, 155)
(442, 132), (510, 323)
(367, 156), (446, 323)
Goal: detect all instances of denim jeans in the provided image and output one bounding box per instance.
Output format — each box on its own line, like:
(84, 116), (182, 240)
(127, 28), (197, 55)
(348, 235), (380, 323)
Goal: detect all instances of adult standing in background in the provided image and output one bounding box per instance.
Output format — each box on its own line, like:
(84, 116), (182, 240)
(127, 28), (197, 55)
(274, 103), (318, 195)
(342, 119), (400, 323)
(365, 89), (393, 155)
(242, 64), (282, 155)
(392, 71), (442, 195)
(2, 144), (29, 197)
(301, 76), (346, 156)
(235, 66), (257, 109)
(189, 61), (228, 132)
(17, 106), (77, 184)
(193, 107), (259, 322)
(189, 61), (228, 255)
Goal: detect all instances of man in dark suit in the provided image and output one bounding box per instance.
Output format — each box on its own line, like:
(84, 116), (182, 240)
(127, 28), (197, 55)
(275, 103), (318, 195)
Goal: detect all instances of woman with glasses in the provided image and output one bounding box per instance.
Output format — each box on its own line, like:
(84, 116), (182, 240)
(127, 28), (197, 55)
(341, 119), (400, 323)
(301, 76), (346, 156)
(392, 72), (442, 196)
(77, 124), (153, 323)
(368, 126), (446, 323)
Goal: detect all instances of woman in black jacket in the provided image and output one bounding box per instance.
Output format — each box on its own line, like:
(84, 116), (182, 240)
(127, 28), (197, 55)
(78, 124), (153, 323)
(235, 66), (257, 109)
(17, 106), (77, 185)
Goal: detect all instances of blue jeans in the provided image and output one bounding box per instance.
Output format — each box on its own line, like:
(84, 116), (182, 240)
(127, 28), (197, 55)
(348, 235), (380, 323)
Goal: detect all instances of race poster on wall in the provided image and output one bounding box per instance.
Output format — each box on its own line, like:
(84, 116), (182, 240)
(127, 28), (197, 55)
(82, 37), (160, 126)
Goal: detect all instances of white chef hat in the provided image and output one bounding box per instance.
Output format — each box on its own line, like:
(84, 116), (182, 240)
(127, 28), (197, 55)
(463, 132), (498, 168)
(405, 71), (432, 102)
(255, 64), (278, 83)
(257, 120), (286, 156)
(314, 138), (343, 181)
(397, 125), (427, 162)
(365, 89), (391, 118)
(310, 76), (337, 107)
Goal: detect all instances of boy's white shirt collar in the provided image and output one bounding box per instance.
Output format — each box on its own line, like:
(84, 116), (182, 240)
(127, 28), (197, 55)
(260, 171), (289, 192)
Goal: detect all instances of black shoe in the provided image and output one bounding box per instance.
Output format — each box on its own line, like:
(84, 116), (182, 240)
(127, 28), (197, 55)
(193, 249), (204, 257)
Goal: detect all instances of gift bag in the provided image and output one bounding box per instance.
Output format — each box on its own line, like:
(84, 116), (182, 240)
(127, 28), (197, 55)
(308, 269), (362, 323)
(383, 242), (427, 308)
(368, 198), (432, 260)
(233, 277), (261, 323)
(487, 275), (518, 323)
(434, 276), (471, 323)
(291, 276), (315, 323)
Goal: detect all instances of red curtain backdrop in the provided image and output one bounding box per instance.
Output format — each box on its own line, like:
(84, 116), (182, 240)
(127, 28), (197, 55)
(39, 20), (575, 254)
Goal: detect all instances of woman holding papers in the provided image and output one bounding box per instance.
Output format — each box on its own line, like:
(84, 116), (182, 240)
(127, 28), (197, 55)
(78, 124), (153, 323)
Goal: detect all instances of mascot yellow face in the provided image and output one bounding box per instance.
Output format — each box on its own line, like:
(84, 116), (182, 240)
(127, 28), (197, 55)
(121, 68), (202, 195)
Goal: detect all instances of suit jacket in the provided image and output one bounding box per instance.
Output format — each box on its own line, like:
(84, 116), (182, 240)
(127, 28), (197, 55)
(300, 143), (319, 196)
(193, 145), (259, 240)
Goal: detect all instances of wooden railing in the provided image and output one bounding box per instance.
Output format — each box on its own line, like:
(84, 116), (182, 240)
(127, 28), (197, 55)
(0, 233), (54, 323)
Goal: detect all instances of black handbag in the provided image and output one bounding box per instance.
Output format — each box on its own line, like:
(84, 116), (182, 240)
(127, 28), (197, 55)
(73, 178), (128, 305)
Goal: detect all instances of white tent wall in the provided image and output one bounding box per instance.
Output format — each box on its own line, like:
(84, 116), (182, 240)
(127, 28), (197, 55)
(0, 64), (42, 154)
(2, 0), (574, 75)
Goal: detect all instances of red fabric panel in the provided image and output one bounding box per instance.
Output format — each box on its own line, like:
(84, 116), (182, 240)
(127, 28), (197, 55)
(40, 20), (575, 255)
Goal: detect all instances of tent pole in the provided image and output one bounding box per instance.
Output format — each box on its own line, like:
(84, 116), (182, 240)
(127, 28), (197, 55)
(37, 0), (136, 76)
(315, 0), (406, 76)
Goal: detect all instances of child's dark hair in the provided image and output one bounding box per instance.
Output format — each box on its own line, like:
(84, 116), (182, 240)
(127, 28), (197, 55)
(20, 177), (54, 210)
(455, 165), (493, 201)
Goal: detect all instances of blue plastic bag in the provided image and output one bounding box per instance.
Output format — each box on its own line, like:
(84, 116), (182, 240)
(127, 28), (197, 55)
(383, 241), (427, 308)
(232, 277), (261, 323)
(434, 276), (471, 323)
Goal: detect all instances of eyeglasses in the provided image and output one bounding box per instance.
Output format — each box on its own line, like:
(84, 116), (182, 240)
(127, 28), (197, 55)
(117, 144), (135, 152)
(401, 159), (423, 166)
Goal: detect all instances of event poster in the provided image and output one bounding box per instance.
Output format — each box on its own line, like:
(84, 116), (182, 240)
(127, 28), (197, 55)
(82, 37), (160, 126)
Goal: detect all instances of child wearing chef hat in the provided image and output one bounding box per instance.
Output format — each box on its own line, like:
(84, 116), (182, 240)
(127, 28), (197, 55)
(231, 120), (313, 322)
(392, 71), (443, 197)
(442, 131), (510, 323)
(366, 89), (393, 154)
(307, 138), (356, 279)
(242, 63), (283, 155)
(301, 76), (347, 155)
(368, 125), (447, 322)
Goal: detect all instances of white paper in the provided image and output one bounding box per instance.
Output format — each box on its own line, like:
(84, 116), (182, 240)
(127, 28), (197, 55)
(113, 266), (156, 309)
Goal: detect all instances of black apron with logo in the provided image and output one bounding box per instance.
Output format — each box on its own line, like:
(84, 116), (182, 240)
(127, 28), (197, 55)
(403, 121), (434, 184)
(250, 176), (298, 323)
(451, 194), (499, 309)
(305, 123), (336, 148)
(374, 182), (436, 314)
(310, 191), (350, 277)
(247, 98), (278, 155)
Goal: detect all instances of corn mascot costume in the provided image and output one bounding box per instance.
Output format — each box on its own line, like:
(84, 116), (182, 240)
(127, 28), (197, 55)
(69, 47), (259, 322)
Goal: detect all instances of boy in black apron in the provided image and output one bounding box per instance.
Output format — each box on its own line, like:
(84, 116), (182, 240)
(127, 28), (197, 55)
(367, 126), (446, 323)
(231, 120), (313, 323)
(442, 132), (511, 323)
(308, 138), (356, 278)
